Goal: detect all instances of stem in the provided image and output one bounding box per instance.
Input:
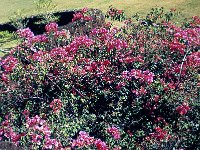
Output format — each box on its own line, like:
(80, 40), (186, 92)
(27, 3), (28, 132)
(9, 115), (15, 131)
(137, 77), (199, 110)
(177, 47), (190, 87)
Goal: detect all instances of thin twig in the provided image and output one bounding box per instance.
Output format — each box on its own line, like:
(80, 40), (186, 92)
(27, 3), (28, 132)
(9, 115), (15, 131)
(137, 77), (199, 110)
(177, 47), (190, 87)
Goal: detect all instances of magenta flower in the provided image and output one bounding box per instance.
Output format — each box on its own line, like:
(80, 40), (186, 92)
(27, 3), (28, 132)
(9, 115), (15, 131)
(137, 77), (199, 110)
(150, 127), (171, 141)
(95, 139), (108, 150)
(30, 132), (43, 145)
(107, 126), (121, 140)
(16, 28), (34, 39)
(50, 99), (63, 113)
(176, 102), (190, 115)
(45, 22), (58, 33)
(31, 35), (48, 43)
(1, 56), (18, 73)
(72, 131), (95, 148)
(72, 12), (84, 22)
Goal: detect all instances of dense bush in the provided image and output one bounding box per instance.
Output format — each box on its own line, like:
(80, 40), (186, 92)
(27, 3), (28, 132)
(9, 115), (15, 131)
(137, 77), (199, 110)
(0, 7), (199, 150)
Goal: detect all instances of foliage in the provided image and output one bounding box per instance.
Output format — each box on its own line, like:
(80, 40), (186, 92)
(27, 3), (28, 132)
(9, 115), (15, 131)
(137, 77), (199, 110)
(34, 0), (59, 24)
(9, 9), (29, 29)
(0, 31), (15, 55)
(132, 7), (181, 26)
(0, 7), (200, 150)
(0, 31), (15, 43)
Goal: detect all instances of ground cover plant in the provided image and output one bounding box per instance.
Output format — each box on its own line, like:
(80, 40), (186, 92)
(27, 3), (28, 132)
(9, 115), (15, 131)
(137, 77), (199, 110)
(0, 7), (200, 150)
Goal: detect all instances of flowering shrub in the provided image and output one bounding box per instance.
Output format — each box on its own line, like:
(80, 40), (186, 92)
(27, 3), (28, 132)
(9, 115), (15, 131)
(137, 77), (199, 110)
(0, 7), (199, 149)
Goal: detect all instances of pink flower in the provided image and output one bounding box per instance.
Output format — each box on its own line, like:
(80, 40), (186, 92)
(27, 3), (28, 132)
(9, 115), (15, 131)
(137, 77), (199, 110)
(1, 73), (8, 82)
(95, 139), (108, 150)
(22, 109), (30, 117)
(72, 12), (84, 22)
(150, 127), (171, 141)
(43, 138), (54, 149)
(22, 109), (30, 120)
(142, 70), (154, 84)
(43, 138), (63, 149)
(45, 22), (58, 33)
(32, 51), (47, 62)
(0, 119), (25, 145)
(154, 95), (160, 102)
(50, 99), (63, 113)
(72, 131), (95, 148)
(127, 69), (154, 84)
(82, 7), (88, 13)
(16, 28), (34, 39)
(139, 86), (147, 95)
(116, 82), (126, 90)
(113, 146), (121, 150)
(30, 132), (43, 145)
(1, 56), (18, 73)
(107, 126), (121, 140)
(55, 29), (67, 38)
(31, 34), (48, 43)
(187, 51), (200, 67)
(176, 102), (190, 115)
(121, 71), (129, 80)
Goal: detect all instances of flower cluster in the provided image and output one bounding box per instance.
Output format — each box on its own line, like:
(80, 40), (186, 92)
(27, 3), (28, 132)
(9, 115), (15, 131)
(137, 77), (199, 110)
(54, 29), (68, 38)
(31, 50), (47, 62)
(16, 28), (34, 39)
(107, 126), (121, 140)
(72, 131), (108, 150)
(1, 55), (18, 72)
(26, 114), (66, 149)
(50, 99), (63, 113)
(45, 22), (58, 33)
(0, 119), (25, 145)
(72, 12), (84, 22)
(72, 8), (93, 22)
(65, 35), (94, 54)
(121, 69), (154, 84)
(1, 56), (18, 82)
(94, 139), (108, 150)
(176, 102), (190, 115)
(31, 34), (48, 43)
(72, 131), (95, 148)
(186, 51), (200, 67)
(150, 127), (171, 141)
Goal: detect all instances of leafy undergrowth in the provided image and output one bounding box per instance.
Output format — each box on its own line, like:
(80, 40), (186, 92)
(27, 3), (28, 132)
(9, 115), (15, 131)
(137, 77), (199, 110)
(0, 8), (200, 150)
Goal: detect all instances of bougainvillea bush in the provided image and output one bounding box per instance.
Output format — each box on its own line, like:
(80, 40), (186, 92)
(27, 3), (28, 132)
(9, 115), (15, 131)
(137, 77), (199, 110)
(0, 8), (200, 150)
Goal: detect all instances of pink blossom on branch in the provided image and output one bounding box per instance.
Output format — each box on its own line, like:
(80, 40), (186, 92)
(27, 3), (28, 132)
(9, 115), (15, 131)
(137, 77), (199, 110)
(16, 28), (34, 39)
(71, 131), (95, 148)
(94, 139), (109, 150)
(150, 126), (171, 141)
(50, 99), (63, 113)
(45, 22), (58, 33)
(107, 126), (121, 140)
(176, 102), (190, 115)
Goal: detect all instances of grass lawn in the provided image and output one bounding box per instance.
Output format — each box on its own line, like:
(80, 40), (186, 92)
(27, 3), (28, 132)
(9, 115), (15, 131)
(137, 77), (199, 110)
(0, 0), (200, 23)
